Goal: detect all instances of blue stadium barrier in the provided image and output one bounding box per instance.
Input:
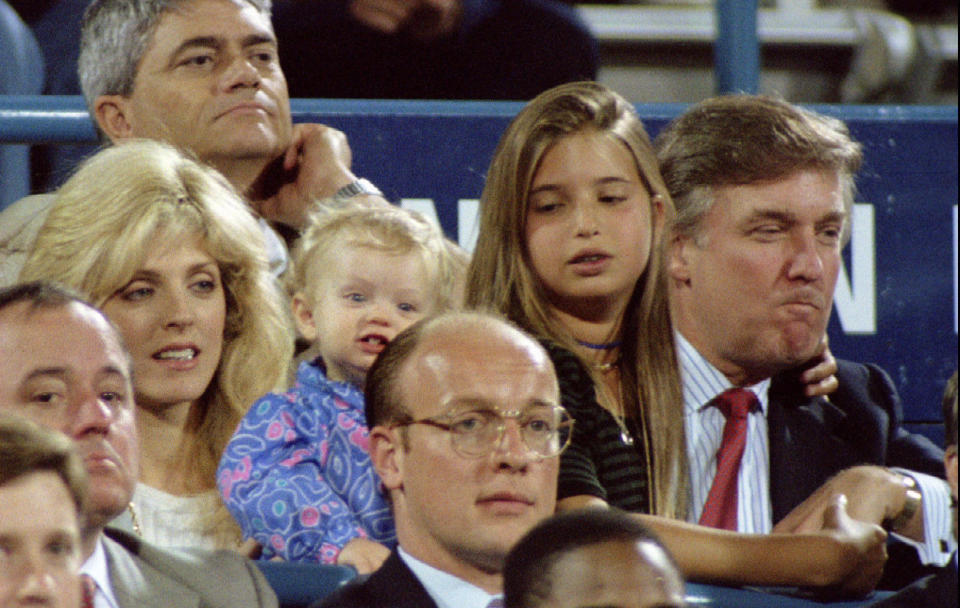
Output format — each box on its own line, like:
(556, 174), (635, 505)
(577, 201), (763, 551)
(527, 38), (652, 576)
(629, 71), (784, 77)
(684, 583), (893, 607)
(256, 561), (355, 608)
(251, 560), (895, 608)
(0, 5), (44, 210)
(0, 95), (956, 442)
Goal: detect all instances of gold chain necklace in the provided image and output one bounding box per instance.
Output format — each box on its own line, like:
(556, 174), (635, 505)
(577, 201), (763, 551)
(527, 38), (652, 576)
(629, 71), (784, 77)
(596, 359), (634, 446)
(127, 502), (142, 536)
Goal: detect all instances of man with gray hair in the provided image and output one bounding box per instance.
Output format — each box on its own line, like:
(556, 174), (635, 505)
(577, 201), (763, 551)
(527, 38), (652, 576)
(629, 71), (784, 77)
(0, 0), (387, 283)
(656, 94), (953, 589)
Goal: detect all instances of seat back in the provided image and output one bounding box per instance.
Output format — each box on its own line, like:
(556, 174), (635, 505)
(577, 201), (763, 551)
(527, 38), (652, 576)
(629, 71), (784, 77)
(0, 0), (44, 211)
(256, 561), (357, 608)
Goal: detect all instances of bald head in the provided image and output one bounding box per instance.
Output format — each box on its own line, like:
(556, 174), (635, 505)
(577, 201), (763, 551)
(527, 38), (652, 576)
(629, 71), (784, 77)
(365, 311), (556, 428)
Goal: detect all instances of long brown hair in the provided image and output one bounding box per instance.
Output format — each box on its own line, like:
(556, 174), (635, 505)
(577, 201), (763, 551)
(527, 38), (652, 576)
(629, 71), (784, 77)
(465, 82), (686, 518)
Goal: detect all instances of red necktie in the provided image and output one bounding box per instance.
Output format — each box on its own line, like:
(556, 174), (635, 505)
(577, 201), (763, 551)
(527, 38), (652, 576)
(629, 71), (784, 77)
(81, 574), (96, 608)
(698, 388), (758, 530)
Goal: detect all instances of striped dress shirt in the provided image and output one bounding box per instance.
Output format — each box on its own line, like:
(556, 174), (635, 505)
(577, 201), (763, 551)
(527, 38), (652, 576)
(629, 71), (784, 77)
(677, 333), (955, 565)
(678, 332), (773, 533)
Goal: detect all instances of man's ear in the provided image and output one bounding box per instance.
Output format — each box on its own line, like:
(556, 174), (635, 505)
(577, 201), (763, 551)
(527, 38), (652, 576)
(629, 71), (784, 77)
(667, 231), (694, 285)
(651, 193), (666, 232)
(369, 426), (404, 491)
(291, 292), (318, 342)
(93, 95), (134, 142)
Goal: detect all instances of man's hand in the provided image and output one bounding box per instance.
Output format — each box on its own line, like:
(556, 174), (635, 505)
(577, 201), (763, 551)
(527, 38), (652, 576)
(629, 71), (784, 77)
(336, 537), (391, 574)
(251, 123), (357, 231)
(817, 494), (888, 598)
(800, 334), (839, 398)
(348, 0), (462, 41)
(774, 466), (922, 540)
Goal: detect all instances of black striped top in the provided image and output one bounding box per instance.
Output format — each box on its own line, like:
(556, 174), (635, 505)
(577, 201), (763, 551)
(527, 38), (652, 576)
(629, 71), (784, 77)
(544, 342), (652, 513)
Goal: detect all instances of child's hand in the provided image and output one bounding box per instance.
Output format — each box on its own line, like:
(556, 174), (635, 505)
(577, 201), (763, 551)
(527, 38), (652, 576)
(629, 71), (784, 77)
(336, 538), (391, 574)
(800, 335), (839, 398)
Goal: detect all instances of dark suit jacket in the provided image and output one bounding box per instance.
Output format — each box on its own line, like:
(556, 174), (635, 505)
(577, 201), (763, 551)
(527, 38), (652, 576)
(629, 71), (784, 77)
(102, 527), (279, 608)
(312, 551), (437, 608)
(767, 359), (946, 588)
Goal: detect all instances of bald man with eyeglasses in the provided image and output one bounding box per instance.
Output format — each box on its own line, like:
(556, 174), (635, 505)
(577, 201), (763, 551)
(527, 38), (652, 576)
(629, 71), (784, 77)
(314, 312), (571, 608)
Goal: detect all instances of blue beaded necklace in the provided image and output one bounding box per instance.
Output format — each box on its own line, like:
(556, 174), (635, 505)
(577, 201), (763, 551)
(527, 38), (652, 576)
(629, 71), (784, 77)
(575, 339), (622, 350)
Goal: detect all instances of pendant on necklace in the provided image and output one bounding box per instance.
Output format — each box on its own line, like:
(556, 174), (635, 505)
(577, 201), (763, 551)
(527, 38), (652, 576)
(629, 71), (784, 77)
(620, 429), (634, 445)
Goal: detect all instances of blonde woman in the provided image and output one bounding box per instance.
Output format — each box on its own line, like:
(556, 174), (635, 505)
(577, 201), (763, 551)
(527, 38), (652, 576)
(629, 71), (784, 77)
(466, 82), (884, 594)
(20, 140), (294, 552)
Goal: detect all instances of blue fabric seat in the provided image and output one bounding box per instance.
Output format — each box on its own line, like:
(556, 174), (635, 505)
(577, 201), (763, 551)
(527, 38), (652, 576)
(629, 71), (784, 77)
(0, 0), (44, 211)
(256, 561), (356, 608)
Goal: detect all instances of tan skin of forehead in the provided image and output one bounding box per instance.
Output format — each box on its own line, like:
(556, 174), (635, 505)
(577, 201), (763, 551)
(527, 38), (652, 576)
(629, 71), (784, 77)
(401, 316), (558, 413)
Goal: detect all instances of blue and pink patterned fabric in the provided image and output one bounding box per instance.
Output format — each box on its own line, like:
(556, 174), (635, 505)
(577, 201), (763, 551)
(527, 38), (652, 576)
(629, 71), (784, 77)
(217, 359), (396, 562)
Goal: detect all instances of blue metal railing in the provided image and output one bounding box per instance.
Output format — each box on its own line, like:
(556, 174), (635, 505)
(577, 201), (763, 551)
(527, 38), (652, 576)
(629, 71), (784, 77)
(716, 0), (760, 94)
(3, 95), (956, 146)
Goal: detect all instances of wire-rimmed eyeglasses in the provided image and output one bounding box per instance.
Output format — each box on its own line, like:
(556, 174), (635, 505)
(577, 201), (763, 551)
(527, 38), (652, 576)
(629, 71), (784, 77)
(391, 403), (574, 460)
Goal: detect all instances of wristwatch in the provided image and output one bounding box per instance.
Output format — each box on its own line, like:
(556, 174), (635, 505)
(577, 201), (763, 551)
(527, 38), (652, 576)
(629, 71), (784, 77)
(333, 178), (382, 202)
(884, 472), (922, 533)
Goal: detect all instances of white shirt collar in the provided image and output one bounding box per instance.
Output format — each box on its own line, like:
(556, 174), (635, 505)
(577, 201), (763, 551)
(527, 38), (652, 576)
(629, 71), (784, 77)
(258, 217), (289, 276)
(397, 546), (501, 608)
(80, 536), (120, 608)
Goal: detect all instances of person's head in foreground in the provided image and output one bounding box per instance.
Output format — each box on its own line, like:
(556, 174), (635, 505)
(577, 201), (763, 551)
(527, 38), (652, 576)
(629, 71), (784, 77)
(365, 311), (572, 593)
(0, 414), (88, 608)
(503, 508), (686, 608)
(0, 282), (137, 558)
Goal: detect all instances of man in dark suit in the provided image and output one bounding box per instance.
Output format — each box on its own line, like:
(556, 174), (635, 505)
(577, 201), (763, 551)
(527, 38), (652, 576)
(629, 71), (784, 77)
(317, 312), (568, 608)
(657, 95), (953, 588)
(1, 0), (389, 284)
(0, 282), (278, 608)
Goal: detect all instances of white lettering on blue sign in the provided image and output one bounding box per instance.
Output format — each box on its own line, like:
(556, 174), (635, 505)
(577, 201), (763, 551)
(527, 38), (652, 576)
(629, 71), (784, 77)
(402, 198), (884, 336)
(399, 199), (441, 227)
(834, 204), (877, 335)
(458, 199), (480, 253)
(399, 198), (480, 252)
(954, 205), (958, 334)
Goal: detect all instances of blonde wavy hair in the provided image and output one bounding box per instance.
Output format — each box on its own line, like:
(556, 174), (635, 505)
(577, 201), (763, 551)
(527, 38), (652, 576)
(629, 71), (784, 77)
(465, 82), (686, 518)
(20, 139), (294, 545)
(290, 204), (465, 315)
